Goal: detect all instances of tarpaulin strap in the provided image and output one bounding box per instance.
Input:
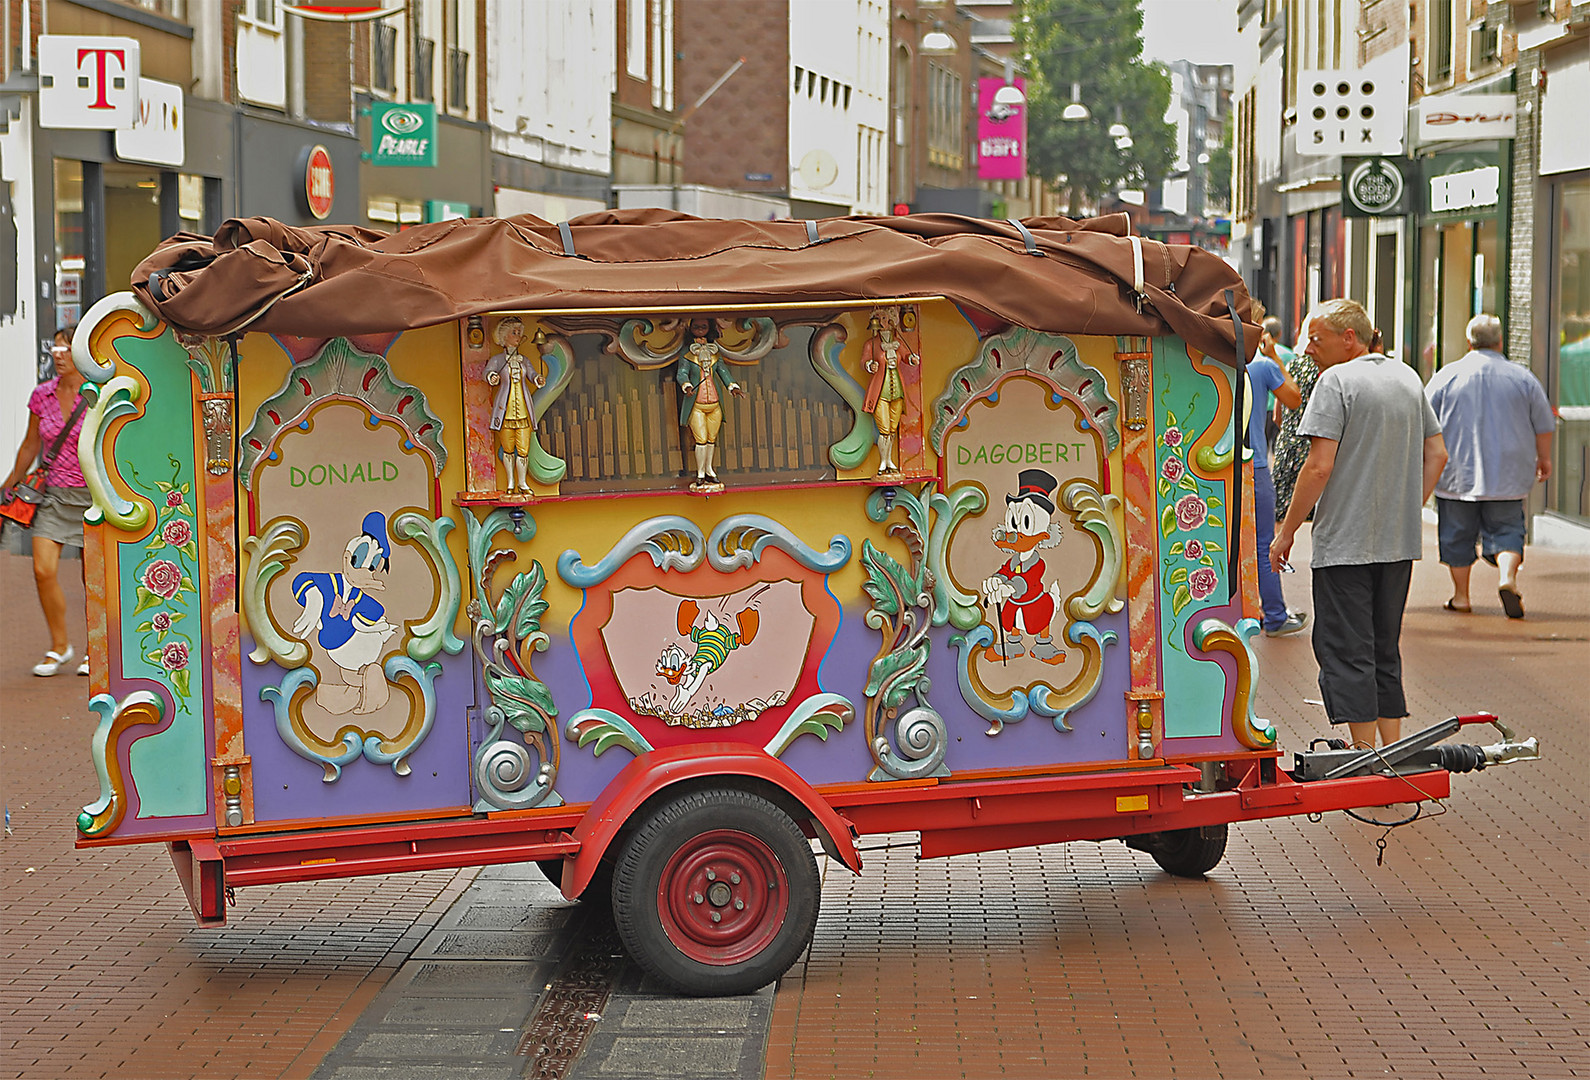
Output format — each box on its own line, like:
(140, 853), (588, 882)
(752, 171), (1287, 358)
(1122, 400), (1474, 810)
(805, 220), (820, 244)
(1007, 219), (1042, 256)
(558, 221), (582, 258)
(1129, 235), (1147, 312)
(1225, 286), (1246, 590)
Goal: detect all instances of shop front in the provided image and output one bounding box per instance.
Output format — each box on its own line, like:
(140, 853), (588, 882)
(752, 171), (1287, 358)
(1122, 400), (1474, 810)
(236, 113), (362, 228)
(1413, 148), (1509, 382)
(357, 101), (492, 230)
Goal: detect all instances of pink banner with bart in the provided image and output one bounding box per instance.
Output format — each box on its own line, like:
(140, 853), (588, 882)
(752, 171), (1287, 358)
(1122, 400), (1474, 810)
(977, 77), (1027, 181)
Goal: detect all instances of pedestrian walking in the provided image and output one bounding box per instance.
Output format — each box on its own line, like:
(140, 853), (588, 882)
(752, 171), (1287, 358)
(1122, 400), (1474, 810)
(1270, 314), (1320, 522)
(1270, 300), (1447, 750)
(1424, 314), (1555, 618)
(1, 328), (92, 676)
(1251, 324), (1306, 636)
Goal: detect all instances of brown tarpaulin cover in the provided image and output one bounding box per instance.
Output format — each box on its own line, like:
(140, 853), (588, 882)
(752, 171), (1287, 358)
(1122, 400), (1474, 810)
(130, 210), (1257, 365)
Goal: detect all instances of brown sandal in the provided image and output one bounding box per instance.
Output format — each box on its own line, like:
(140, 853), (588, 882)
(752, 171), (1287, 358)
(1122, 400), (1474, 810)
(1442, 599), (1471, 613)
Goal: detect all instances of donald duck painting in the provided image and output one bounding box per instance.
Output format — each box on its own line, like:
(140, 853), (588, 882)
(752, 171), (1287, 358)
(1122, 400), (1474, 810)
(291, 511), (399, 715)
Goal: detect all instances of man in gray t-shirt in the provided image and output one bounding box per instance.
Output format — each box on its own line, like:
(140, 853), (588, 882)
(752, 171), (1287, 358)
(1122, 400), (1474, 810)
(1271, 300), (1447, 750)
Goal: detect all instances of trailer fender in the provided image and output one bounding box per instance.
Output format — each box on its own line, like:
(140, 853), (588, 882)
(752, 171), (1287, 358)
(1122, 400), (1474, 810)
(565, 742), (860, 899)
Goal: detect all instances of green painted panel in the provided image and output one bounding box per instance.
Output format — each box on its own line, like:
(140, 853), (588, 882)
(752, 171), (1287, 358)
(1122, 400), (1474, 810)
(1152, 338), (1234, 739)
(116, 330), (208, 818)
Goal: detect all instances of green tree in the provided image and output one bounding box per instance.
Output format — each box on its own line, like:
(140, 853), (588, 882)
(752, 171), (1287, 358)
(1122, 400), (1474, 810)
(1016, 0), (1177, 215)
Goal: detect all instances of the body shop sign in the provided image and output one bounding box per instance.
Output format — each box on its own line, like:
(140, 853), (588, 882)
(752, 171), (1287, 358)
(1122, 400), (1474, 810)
(977, 78), (1026, 181)
(300, 145), (336, 219)
(368, 102), (437, 167)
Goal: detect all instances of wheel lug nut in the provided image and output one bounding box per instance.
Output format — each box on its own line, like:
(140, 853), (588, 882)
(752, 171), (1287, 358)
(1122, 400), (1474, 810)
(710, 911), (721, 923)
(705, 870), (715, 881)
(734, 899), (744, 910)
(730, 873), (741, 884)
(694, 892), (704, 904)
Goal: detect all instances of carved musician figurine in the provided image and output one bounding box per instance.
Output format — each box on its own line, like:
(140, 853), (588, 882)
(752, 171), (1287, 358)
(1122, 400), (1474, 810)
(485, 317), (547, 494)
(676, 317), (745, 492)
(862, 307), (921, 477)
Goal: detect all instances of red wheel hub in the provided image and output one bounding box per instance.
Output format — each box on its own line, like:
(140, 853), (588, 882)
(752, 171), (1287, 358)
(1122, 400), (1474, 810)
(657, 828), (791, 965)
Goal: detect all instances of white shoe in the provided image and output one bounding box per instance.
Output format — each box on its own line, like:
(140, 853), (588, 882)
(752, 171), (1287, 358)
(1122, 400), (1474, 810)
(77, 658), (90, 676)
(33, 645), (75, 676)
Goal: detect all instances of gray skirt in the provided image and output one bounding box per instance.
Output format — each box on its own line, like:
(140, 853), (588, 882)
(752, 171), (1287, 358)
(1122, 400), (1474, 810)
(28, 484), (91, 548)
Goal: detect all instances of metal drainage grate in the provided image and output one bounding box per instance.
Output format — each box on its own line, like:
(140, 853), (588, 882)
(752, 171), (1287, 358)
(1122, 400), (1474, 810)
(516, 918), (626, 1079)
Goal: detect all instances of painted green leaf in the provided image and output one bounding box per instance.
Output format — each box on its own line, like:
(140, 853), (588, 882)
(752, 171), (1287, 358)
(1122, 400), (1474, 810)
(1157, 478), (1171, 498)
(1167, 541), (1185, 556)
(1159, 505), (1176, 538)
(1166, 411), (1178, 427)
(1205, 541), (1224, 553)
(172, 668), (191, 699)
(1178, 475), (1198, 491)
(1200, 555), (1213, 567)
(1208, 516), (1224, 528)
(861, 540), (914, 619)
(487, 671), (555, 732)
(1168, 567), (1188, 584)
(180, 482), (190, 494)
(136, 620), (153, 633)
(182, 541), (198, 562)
(132, 586), (162, 614)
(1171, 584), (1192, 617)
(865, 642), (928, 708)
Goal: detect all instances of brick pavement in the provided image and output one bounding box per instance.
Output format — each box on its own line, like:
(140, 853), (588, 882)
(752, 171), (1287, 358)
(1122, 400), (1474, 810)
(0, 552), (474, 1080)
(765, 523), (1589, 1079)
(4, 522), (1586, 1079)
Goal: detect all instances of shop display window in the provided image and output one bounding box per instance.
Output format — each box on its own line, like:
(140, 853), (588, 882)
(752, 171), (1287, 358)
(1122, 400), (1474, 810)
(1550, 180), (1590, 522)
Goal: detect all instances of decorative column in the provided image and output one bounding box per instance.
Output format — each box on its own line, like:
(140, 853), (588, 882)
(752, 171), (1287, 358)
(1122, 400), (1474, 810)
(1116, 336), (1162, 760)
(182, 334), (252, 829)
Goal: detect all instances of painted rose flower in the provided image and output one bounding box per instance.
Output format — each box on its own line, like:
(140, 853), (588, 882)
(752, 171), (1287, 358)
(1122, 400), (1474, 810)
(1161, 456), (1186, 483)
(1174, 493), (1208, 532)
(143, 559), (184, 599)
(1187, 566), (1219, 601)
(161, 519), (192, 547)
(1184, 539), (1204, 560)
(1162, 426), (1183, 448)
(166, 491), (184, 508)
(151, 611), (172, 632)
(160, 641), (190, 672)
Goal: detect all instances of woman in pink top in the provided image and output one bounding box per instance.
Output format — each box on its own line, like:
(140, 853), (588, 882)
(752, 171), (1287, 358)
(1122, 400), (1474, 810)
(2, 328), (92, 675)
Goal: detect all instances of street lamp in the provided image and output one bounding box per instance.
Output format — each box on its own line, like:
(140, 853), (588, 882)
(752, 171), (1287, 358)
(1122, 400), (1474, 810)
(920, 23), (955, 52)
(1062, 82), (1089, 121)
(1108, 106), (1131, 140)
(993, 58), (1025, 105)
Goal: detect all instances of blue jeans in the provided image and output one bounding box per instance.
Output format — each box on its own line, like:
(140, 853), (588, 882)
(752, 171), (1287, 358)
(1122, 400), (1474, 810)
(1254, 466), (1289, 629)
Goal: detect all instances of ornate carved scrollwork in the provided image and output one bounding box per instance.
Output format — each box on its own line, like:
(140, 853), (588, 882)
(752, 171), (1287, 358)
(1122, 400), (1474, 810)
(467, 508), (562, 810)
(859, 502), (948, 782)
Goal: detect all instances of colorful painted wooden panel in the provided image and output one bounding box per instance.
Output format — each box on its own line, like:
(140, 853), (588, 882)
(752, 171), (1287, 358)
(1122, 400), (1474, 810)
(81, 293), (1272, 842)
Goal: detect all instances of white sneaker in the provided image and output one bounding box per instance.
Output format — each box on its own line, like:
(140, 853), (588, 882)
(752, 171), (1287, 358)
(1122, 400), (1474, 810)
(33, 645), (75, 676)
(77, 658), (90, 676)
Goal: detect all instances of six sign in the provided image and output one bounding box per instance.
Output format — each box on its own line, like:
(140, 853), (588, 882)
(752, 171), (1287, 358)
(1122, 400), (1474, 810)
(1296, 48), (1408, 157)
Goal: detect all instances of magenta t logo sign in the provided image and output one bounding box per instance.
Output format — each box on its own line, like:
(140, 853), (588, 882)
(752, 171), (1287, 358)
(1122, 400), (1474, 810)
(37, 35), (141, 130)
(76, 47), (127, 109)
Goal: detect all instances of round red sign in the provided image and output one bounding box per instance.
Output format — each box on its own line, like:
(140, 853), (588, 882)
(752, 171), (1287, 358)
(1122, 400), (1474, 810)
(304, 145), (335, 220)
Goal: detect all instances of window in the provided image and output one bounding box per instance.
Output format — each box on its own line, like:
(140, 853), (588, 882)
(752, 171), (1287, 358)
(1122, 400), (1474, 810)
(627, 0), (647, 79)
(1429, 0), (1455, 82)
(372, 22), (397, 93)
(414, 36), (435, 101)
(926, 63), (963, 169)
(444, 0), (470, 113)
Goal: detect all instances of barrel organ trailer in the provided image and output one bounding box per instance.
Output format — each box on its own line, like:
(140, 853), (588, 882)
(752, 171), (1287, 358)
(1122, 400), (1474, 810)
(71, 211), (1537, 994)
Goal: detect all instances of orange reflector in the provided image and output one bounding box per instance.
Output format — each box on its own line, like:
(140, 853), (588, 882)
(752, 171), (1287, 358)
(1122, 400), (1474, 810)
(300, 857), (336, 866)
(1116, 794), (1150, 813)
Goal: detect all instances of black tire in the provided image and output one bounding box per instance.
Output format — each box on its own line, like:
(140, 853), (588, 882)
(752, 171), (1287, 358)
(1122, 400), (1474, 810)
(611, 788), (820, 996)
(1148, 825), (1228, 878)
